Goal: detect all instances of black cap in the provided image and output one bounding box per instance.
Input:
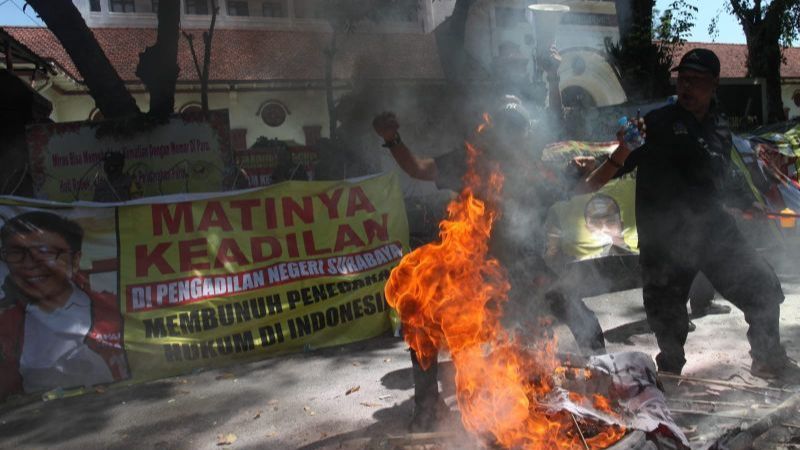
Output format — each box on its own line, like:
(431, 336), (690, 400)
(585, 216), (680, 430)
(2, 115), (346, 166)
(671, 48), (720, 77)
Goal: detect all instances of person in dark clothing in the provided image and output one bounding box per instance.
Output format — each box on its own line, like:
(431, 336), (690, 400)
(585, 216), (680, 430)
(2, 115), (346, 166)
(93, 152), (139, 202)
(585, 48), (800, 381)
(373, 94), (607, 431)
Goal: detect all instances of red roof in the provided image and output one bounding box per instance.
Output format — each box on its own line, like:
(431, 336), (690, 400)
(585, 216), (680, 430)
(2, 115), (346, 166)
(6, 26), (800, 83)
(2, 26), (444, 83)
(673, 42), (800, 79)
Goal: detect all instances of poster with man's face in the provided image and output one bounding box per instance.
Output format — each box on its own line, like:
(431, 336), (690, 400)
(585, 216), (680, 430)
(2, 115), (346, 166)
(0, 205), (128, 399)
(544, 176), (638, 273)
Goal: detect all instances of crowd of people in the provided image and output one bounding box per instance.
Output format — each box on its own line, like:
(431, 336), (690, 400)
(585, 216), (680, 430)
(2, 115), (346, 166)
(373, 48), (800, 431)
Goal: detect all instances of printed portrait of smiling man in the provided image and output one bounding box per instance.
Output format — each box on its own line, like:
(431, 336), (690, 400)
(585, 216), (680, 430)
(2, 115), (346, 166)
(0, 211), (116, 396)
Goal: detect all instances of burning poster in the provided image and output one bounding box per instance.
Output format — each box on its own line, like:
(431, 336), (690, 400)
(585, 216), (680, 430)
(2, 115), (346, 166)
(385, 137), (628, 448)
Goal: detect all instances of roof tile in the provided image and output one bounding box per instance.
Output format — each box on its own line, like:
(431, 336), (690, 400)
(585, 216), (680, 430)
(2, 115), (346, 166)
(3, 26), (444, 82)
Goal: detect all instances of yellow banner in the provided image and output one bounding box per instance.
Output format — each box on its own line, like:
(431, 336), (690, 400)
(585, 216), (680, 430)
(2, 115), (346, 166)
(0, 173), (408, 399)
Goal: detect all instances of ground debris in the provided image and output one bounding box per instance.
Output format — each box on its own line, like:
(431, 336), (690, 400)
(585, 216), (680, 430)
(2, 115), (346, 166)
(345, 386), (361, 395)
(303, 405), (315, 416)
(216, 433), (237, 446)
(215, 372), (236, 380)
(253, 410), (263, 420)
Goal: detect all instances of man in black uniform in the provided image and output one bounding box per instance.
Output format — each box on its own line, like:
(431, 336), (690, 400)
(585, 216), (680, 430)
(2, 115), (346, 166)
(373, 94), (607, 430)
(93, 152), (138, 202)
(586, 48), (800, 380)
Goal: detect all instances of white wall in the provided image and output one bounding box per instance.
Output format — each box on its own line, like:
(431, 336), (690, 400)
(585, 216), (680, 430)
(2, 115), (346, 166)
(43, 87), (331, 147)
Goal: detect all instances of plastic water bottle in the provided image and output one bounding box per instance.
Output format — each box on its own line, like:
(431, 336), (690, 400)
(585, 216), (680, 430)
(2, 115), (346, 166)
(618, 116), (644, 150)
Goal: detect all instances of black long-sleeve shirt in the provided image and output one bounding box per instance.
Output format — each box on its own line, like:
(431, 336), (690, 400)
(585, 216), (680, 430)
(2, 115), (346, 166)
(616, 102), (753, 255)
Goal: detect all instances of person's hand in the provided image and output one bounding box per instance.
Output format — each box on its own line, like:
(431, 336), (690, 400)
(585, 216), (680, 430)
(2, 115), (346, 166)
(569, 156), (598, 176)
(541, 45), (562, 77)
(372, 112), (400, 142)
(615, 117), (646, 151)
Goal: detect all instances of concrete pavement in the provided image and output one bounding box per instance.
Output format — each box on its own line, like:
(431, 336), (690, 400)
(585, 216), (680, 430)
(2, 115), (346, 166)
(1, 281), (799, 450)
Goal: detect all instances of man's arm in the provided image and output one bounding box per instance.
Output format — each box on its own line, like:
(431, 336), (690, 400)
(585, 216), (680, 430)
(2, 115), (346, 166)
(542, 45), (564, 125)
(574, 149), (630, 194)
(572, 119), (645, 194)
(372, 112), (438, 181)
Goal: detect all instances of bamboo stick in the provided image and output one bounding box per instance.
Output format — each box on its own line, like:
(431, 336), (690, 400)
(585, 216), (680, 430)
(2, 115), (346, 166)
(658, 373), (795, 393)
(669, 408), (755, 420)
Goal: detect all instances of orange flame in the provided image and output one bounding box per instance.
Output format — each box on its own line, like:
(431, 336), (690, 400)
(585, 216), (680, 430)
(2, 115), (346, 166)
(385, 121), (625, 449)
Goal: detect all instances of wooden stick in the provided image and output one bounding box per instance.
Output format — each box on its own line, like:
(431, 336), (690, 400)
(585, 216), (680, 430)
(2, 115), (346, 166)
(570, 412), (590, 450)
(669, 408), (755, 420)
(659, 373), (794, 393)
(668, 399), (768, 409)
(717, 392), (800, 450)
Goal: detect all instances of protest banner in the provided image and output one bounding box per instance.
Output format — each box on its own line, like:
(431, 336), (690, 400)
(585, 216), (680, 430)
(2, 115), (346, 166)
(540, 140), (638, 263)
(0, 172), (408, 400)
(544, 176), (638, 268)
(26, 111), (235, 202)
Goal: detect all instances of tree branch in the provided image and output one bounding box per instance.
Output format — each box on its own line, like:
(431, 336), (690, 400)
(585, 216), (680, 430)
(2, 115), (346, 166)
(135, 0), (180, 119)
(182, 32), (203, 80)
(26, 0), (140, 118)
(200, 0), (218, 113)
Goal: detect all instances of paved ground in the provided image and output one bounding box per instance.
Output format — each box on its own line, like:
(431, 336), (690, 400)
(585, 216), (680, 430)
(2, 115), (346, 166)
(1, 278), (799, 450)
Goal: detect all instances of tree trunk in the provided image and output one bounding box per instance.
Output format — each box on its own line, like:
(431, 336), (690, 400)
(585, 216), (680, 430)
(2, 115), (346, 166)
(200, 1), (219, 113)
(27, 0), (140, 119)
(608, 0), (667, 101)
(733, 0), (790, 124)
(615, 0), (654, 42)
(135, 0), (180, 119)
(325, 31), (338, 138)
(614, 0), (634, 41)
(760, 39), (786, 122)
(433, 0), (476, 83)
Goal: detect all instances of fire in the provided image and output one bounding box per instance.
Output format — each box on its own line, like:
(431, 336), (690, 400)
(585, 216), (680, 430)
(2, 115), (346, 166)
(385, 122), (625, 449)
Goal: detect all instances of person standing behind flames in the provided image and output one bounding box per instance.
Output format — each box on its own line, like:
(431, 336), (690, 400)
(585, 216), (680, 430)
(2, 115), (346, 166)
(373, 98), (608, 430)
(584, 48), (800, 381)
(93, 151), (141, 202)
(0, 211), (127, 400)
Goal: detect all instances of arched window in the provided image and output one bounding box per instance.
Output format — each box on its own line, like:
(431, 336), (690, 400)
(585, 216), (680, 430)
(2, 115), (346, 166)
(257, 100), (290, 127)
(561, 85), (597, 109)
(180, 102), (203, 114)
(88, 107), (104, 122)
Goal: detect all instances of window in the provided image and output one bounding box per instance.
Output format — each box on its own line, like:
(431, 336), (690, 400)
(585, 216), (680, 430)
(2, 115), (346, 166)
(185, 0), (209, 15)
(109, 0), (135, 13)
(371, 0), (418, 23)
(293, 0), (322, 19)
(259, 101), (288, 127)
(227, 1), (249, 16)
(261, 1), (286, 17)
(88, 108), (104, 122)
(180, 102), (203, 114)
(151, 0), (159, 13)
(90, 0), (101, 12)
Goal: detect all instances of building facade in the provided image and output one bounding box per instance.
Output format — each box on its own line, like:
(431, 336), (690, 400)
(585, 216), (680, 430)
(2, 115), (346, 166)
(4, 1), (625, 147)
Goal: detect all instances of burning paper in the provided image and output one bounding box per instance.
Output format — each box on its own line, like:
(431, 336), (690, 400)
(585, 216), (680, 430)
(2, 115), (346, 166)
(385, 132), (626, 448)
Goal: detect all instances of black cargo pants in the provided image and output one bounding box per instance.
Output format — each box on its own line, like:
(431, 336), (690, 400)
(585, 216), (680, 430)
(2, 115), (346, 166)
(640, 220), (785, 374)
